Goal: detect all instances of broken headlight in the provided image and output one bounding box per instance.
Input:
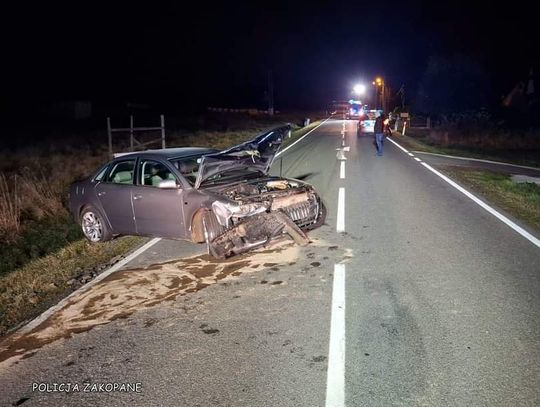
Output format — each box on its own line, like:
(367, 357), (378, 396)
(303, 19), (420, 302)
(212, 200), (269, 228)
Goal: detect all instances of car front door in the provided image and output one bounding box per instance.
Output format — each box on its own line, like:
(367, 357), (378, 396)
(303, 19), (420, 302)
(95, 159), (137, 234)
(131, 159), (186, 239)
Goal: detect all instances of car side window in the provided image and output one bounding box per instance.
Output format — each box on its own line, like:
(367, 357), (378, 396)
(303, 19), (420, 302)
(94, 165), (109, 182)
(170, 157), (202, 186)
(105, 160), (135, 184)
(140, 159), (176, 187)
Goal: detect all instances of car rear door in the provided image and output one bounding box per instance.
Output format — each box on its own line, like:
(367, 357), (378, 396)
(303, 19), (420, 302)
(131, 158), (186, 239)
(94, 159), (137, 234)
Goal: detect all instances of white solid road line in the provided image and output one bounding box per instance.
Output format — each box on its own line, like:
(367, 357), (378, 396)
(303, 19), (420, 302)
(16, 237), (162, 336)
(388, 137), (540, 248)
(276, 115), (333, 158)
(386, 136), (409, 153)
(340, 161), (345, 179)
(413, 150), (540, 171)
(420, 162), (540, 248)
(325, 263), (346, 407)
(337, 187), (345, 232)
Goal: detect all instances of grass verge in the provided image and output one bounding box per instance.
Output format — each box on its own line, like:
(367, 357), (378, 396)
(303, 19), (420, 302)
(0, 216), (82, 277)
(393, 129), (540, 168)
(0, 236), (143, 336)
(282, 120), (322, 149)
(440, 166), (540, 231)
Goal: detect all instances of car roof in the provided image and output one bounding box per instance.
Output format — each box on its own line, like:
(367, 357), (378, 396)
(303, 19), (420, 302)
(113, 147), (218, 161)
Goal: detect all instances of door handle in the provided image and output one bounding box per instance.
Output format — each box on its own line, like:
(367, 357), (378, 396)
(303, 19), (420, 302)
(133, 194), (143, 200)
(98, 191), (106, 197)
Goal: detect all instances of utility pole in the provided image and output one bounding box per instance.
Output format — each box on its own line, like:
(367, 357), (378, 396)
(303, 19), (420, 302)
(397, 84), (405, 109)
(373, 77), (385, 111)
(267, 70), (274, 115)
(382, 81), (386, 112)
(526, 67), (534, 97)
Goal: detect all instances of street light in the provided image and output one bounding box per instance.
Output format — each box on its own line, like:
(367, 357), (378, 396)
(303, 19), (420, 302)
(353, 84), (366, 95)
(373, 77), (385, 111)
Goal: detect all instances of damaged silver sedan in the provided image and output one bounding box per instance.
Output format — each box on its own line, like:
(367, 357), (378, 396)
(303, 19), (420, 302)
(69, 125), (326, 258)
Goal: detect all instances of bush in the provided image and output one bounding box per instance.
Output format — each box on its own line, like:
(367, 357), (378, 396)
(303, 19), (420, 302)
(0, 174), (21, 242)
(426, 126), (540, 150)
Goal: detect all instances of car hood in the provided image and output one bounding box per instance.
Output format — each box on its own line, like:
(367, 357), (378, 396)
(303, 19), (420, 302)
(194, 124), (291, 189)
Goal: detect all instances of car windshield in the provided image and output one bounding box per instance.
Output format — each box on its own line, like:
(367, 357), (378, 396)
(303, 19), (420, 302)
(169, 155), (204, 186)
(200, 168), (264, 187)
(170, 155), (263, 187)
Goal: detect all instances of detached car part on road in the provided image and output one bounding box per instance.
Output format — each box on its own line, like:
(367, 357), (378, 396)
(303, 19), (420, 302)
(69, 125), (326, 258)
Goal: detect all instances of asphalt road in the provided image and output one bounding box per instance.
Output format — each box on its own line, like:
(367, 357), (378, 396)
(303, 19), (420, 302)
(0, 119), (538, 406)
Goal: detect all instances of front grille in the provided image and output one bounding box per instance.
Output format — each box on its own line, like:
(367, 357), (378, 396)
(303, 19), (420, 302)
(282, 200), (318, 228)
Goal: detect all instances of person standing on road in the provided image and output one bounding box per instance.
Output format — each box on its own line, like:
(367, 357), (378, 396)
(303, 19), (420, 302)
(373, 111), (385, 156)
(384, 114), (392, 137)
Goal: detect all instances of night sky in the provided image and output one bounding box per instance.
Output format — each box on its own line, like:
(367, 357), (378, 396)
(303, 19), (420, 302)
(2, 0), (538, 115)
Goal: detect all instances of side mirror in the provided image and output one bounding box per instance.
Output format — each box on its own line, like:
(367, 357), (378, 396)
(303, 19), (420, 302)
(158, 179), (179, 189)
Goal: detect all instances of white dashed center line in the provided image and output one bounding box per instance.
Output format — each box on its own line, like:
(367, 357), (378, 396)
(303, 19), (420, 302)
(325, 263), (346, 407)
(326, 121), (348, 407)
(336, 187), (345, 232)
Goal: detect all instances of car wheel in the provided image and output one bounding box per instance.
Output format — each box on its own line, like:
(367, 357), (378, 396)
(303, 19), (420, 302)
(80, 206), (112, 242)
(202, 211), (226, 257)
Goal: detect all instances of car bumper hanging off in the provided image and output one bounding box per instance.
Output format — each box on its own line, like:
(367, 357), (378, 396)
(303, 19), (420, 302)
(207, 211), (309, 259)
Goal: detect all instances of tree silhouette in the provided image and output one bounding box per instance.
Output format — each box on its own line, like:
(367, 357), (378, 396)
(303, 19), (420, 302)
(415, 54), (489, 115)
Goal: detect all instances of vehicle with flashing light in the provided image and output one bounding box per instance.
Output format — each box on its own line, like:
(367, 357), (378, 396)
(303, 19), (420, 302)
(345, 99), (362, 120)
(357, 109), (381, 134)
(330, 100), (349, 116)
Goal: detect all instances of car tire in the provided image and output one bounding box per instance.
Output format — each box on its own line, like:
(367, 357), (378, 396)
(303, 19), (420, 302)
(202, 211), (226, 257)
(80, 206), (113, 242)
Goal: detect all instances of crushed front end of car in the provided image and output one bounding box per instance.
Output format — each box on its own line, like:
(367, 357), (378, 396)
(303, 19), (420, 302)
(203, 178), (325, 259)
(192, 125), (325, 258)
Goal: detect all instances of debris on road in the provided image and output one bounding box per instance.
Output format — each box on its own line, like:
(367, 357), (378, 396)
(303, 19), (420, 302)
(0, 235), (351, 367)
(0, 240), (300, 365)
(209, 212), (309, 258)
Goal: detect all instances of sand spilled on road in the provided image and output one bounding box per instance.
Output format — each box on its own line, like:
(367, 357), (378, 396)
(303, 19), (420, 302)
(0, 240), (300, 366)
